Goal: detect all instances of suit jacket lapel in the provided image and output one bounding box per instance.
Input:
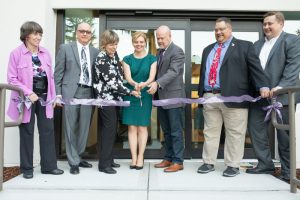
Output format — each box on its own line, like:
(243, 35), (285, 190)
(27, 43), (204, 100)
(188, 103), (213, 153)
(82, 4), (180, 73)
(158, 42), (174, 70)
(265, 32), (285, 68)
(71, 42), (81, 69)
(221, 37), (236, 67)
(89, 45), (95, 66)
(255, 39), (265, 54)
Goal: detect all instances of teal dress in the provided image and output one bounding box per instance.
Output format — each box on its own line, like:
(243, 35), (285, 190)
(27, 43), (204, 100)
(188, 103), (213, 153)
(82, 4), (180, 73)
(122, 54), (157, 126)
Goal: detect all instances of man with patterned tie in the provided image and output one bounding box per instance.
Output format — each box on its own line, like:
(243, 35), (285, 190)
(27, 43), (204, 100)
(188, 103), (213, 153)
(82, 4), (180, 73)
(54, 23), (99, 175)
(197, 17), (270, 177)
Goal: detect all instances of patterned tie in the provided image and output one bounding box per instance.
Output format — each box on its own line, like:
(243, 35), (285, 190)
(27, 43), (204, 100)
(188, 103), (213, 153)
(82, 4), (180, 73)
(81, 47), (89, 84)
(157, 48), (165, 67)
(208, 43), (223, 88)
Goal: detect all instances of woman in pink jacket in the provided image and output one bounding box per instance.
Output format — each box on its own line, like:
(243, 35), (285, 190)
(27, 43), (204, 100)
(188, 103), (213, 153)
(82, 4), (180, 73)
(7, 21), (63, 179)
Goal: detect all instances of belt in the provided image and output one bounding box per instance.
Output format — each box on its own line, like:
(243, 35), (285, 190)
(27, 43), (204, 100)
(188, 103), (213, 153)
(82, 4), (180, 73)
(205, 89), (221, 94)
(77, 83), (92, 88)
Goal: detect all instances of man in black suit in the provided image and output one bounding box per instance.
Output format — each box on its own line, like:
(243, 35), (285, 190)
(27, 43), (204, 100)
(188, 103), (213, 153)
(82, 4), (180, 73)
(246, 12), (300, 181)
(197, 17), (269, 177)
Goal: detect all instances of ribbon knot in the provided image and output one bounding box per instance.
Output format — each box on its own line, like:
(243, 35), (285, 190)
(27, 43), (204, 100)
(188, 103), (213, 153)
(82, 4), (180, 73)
(262, 100), (283, 122)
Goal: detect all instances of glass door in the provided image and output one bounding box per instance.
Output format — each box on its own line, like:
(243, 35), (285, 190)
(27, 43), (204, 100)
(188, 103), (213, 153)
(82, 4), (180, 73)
(105, 18), (189, 158)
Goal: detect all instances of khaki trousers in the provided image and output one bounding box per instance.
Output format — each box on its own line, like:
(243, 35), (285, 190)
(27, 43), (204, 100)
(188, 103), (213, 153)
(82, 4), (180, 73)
(202, 93), (248, 168)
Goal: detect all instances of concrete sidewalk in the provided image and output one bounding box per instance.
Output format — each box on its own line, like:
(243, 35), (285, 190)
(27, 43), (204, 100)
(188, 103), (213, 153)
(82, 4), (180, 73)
(1, 160), (299, 200)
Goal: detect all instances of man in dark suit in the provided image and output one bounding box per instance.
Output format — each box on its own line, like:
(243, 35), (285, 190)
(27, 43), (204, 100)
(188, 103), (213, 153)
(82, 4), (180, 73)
(54, 23), (99, 174)
(148, 25), (186, 172)
(246, 12), (300, 181)
(197, 17), (270, 177)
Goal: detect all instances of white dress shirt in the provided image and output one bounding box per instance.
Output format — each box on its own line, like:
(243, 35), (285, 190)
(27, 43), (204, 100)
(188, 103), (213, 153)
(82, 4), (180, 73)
(259, 33), (281, 70)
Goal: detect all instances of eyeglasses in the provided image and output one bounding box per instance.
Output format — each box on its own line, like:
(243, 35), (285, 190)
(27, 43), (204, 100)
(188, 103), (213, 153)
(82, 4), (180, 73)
(77, 30), (92, 35)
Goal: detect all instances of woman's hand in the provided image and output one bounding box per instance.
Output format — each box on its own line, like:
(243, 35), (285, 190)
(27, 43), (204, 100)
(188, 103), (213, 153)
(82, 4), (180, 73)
(131, 90), (141, 98)
(137, 82), (147, 90)
(28, 93), (39, 103)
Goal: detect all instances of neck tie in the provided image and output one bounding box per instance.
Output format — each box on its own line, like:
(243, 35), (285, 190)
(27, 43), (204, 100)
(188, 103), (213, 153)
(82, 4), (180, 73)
(81, 47), (89, 84)
(208, 43), (223, 88)
(157, 48), (165, 66)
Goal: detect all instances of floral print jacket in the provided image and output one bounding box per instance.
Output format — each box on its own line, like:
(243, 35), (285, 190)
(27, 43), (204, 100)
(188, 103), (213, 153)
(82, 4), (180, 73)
(93, 51), (131, 101)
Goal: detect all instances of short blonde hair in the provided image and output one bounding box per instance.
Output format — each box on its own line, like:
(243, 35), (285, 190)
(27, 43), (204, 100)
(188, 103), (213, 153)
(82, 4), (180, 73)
(100, 30), (119, 51)
(132, 31), (147, 44)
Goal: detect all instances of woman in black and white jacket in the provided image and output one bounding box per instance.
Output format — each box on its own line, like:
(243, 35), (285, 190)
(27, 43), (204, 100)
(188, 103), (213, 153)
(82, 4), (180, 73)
(93, 29), (139, 174)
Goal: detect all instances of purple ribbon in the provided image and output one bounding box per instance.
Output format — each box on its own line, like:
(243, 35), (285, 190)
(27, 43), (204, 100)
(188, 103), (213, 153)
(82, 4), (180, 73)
(152, 95), (261, 107)
(12, 97), (32, 113)
(13, 97), (130, 112)
(14, 95), (282, 124)
(262, 101), (283, 122)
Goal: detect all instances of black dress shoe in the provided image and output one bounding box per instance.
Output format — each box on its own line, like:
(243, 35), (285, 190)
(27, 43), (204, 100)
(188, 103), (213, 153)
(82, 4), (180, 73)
(129, 165), (136, 169)
(111, 161), (120, 168)
(136, 166), (143, 170)
(41, 168), (64, 175)
(99, 167), (117, 174)
(79, 161), (93, 168)
(70, 165), (80, 175)
(246, 167), (275, 174)
(23, 173), (33, 179)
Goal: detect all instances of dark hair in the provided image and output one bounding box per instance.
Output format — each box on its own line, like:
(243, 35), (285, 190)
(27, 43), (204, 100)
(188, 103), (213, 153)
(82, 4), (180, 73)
(20, 21), (43, 42)
(216, 17), (232, 27)
(263, 11), (285, 24)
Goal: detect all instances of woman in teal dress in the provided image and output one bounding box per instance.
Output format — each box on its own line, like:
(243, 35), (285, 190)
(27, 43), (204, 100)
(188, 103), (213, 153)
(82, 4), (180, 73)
(122, 31), (157, 169)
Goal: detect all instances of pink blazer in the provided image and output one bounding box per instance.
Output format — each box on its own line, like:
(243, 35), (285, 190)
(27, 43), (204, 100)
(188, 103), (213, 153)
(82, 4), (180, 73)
(7, 43), (56, 123)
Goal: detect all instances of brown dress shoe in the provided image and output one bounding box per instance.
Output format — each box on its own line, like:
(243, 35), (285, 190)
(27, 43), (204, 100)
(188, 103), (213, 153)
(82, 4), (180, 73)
(164, 163), (184, 172)
(154, 160), (172, 168)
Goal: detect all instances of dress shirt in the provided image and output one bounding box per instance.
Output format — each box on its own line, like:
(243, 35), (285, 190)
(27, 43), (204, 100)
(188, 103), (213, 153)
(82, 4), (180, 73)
(259, 33), (281, 70)
(204, 37), (233, 91)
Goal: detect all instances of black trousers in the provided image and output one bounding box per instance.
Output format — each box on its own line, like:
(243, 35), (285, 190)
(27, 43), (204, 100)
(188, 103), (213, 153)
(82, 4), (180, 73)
(19, 96), (57, 174)
(97, 106), (117, 169)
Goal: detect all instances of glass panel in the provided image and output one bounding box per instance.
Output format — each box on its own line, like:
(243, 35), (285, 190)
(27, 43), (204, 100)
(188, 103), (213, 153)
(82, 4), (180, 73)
(284, 20), (300, 35)
(112, 29), (185, 152)
(191, 30), (260, 149)
(64, 9), (99, 48)
(191, 91), (204, 149)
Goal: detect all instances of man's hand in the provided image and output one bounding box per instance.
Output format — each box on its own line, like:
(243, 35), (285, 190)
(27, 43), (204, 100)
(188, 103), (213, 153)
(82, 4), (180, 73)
(147, 81), (158, 95)
(270, 87), (281, 98)
(54, 96), (63, 108)
(259, 88), (270, 98)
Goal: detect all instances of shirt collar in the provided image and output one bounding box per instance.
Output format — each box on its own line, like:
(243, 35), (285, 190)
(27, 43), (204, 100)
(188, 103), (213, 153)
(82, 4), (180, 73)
(216, 36), (233, 48)
(21, 43), (46, 55)
(264, 31), (282, 42)
(77, 41), (89, 49)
